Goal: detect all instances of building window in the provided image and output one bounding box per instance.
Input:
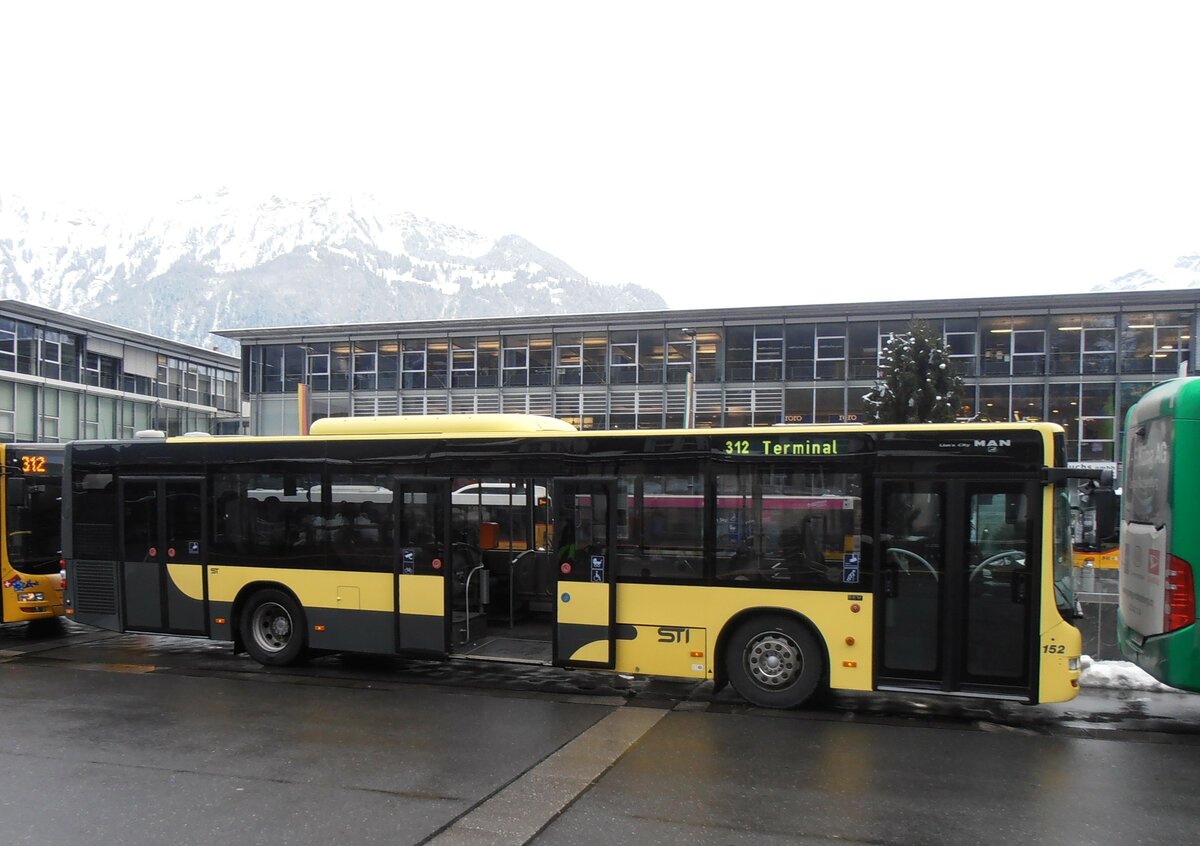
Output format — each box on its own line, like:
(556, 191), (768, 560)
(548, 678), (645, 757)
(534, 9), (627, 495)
(785, 325), (814, 380)
(689, 328), (722, 383)
(638, 330), (665, 384)
(83, 352), (120, 389)
(556, 333), (582, 386)
(502, 337), (528, 387)
(754, 325), (784, 382)
(943, 318), (977, 377)
(848, 322), (879, 379)
(307, 343), (330, 391)
(982, 316), (1045, 376)
(815, 323), (846, 381)
(477, 337), (499, 388)
(665, 329), (693, 385)
(529, 337), (552, 387)
(353, 341), (377, 391)
(610, 331), (638, 384)
(0, 318), (15, 372)
(1121, 311), (1192, 375)
(451, 338), (476, 389)
(1011, 383), (1044, 422)
(402, 340), (426, 390)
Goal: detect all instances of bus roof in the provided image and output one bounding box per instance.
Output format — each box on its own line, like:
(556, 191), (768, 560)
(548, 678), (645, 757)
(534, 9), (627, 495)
(1127, 377), (1200, 426)
(308, 414), (577, 436)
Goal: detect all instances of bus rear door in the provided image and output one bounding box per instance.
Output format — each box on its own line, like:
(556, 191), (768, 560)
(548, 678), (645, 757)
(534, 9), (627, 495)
(552, 478), (617, 669)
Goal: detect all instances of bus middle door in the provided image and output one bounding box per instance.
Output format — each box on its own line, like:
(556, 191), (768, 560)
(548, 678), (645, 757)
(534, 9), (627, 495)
(394, 478), (452, 656)
(552, 478), (617, 669)
(119, 476), (206, 635)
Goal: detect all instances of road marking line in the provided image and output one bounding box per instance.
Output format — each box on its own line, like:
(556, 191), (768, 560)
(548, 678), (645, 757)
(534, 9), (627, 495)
(426, 706), (667, 846)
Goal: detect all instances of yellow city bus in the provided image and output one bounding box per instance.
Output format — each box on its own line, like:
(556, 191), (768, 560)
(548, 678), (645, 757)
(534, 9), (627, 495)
(2, 444), (65, 625)
(63, 416), (1093, 707)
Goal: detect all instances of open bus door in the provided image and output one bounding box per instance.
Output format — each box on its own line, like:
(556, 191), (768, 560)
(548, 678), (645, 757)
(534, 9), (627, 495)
(394, 478), (452, 655)
(552, 478), (617, 669)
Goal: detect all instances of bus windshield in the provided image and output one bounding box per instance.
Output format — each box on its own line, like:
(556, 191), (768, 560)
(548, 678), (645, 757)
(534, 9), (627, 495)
(1053, 485), (1078, 617)
(6, 451), (64, 575)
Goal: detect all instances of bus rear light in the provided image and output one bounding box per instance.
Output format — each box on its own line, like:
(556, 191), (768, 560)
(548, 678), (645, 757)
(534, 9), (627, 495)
(1165, 554), (1196, 633)
(1068, 658), (1080, 671)
(59, 563), (67, 591)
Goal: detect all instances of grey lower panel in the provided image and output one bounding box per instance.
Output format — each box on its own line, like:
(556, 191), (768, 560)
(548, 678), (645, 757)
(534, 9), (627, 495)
(123, 561), (162, 631)
(209, 601), (234, 641)
(166, 575), (206, 635)
(306, 607), (395, 654)
(400, 612), (447, 654)
(555, 622), (612, 666)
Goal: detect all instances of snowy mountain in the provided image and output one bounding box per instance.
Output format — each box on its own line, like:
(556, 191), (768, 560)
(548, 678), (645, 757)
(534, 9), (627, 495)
(1092, 254), (1200, 294)
(0, 192), (666, 352)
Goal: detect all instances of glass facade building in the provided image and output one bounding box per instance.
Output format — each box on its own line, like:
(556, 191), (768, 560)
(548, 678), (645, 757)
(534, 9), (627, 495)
(0, 300), (243, 442)
(219, 289), (1200, 464)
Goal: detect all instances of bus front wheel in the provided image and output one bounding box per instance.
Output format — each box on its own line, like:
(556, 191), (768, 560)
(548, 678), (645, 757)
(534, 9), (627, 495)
(241, 589), (307, 666)
(726, 614), (823, 708)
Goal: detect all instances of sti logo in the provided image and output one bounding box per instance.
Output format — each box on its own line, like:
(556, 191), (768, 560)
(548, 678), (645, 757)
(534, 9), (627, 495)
(974, 439), (1012, 453)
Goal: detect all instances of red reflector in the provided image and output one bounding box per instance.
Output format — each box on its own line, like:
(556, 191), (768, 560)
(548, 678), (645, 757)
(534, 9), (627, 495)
(66, 609), (74, 615)
(1165, 554), (1196, 633)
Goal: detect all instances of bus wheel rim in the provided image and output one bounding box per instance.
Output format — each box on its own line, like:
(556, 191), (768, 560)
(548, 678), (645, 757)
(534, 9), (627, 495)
(745, 630), (800, 688)
(252, 602), (292, 653)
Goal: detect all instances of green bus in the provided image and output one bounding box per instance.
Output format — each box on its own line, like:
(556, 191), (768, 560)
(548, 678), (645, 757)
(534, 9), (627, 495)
(1119, 378), (1200, 690)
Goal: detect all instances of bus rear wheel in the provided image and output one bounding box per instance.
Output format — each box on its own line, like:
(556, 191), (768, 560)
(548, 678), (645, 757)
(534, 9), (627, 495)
(241, 589), (307, 666)
(726, 614), (823, 708)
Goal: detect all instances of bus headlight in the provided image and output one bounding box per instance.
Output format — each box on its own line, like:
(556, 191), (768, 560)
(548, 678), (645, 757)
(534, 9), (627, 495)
(18, 591), (45, 603)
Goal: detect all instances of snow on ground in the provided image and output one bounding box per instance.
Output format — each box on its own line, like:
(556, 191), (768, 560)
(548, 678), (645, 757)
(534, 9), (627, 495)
(1079, 655), (1181, 692)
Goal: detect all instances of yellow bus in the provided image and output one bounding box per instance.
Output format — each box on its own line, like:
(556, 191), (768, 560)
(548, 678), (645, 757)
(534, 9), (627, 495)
(63, 416), (1093, 707)
(2, 443), (65, 625)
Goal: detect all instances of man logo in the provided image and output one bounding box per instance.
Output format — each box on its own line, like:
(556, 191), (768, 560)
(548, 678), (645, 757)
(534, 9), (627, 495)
(974, 438), (1012, 453)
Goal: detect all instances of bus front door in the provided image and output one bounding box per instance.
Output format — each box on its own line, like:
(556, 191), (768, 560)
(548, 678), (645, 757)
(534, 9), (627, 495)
(877, 479), (1037, 699)
(394, 478), (452, 655)
(119, 477), (206, 635)
(552, 478), (617, 669)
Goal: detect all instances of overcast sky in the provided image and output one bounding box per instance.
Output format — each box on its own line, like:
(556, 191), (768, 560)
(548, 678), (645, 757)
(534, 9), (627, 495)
(3, 1), (1199, 310)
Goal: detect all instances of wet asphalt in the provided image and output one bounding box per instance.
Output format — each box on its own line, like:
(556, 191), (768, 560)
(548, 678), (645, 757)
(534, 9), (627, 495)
(1, 620), (1198, 845)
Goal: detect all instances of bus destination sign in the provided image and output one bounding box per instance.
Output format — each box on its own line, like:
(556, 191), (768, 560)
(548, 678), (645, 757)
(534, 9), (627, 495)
(720, 434), (871, 458)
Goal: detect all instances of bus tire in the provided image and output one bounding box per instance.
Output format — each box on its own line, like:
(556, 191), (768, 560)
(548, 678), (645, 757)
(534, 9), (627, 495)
(240, 589), (307, 667)
(725, 613), (823, 708)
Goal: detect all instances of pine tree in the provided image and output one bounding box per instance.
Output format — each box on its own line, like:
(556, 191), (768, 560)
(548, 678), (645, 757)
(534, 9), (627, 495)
(862, 320), (965, 424)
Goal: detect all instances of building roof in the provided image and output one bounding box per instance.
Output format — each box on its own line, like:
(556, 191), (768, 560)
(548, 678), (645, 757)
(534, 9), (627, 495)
(212, 288), (1200, 342)
(1, 299), (240, 366)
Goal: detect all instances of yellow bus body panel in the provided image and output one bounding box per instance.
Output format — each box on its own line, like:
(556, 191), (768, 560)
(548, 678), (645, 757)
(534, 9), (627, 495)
(556, 581), (611, 625)
(1038, 470), (1083, 702)
(167, 563), (205, 600)
(614, 584), (874, 691)
(207, 566), (395, 613)
(399, 574), (444, 617)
